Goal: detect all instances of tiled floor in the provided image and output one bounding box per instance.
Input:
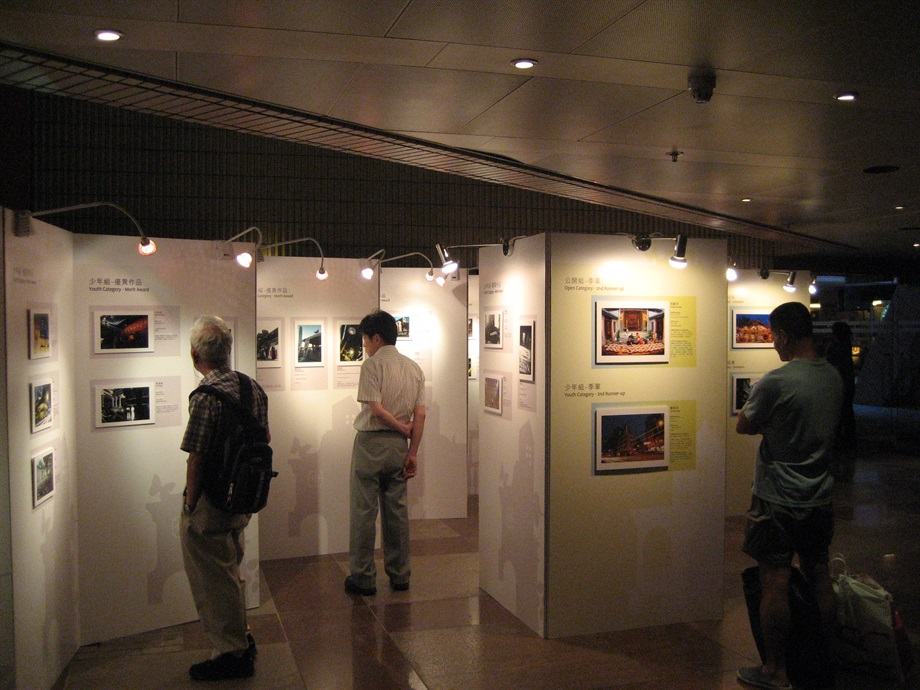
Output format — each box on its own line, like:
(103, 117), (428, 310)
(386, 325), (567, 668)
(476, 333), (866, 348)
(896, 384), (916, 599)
(56, 426), (919, 689)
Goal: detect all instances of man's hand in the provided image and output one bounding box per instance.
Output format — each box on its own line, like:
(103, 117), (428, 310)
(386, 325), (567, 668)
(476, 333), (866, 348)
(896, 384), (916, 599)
(403, 454), (417, 479)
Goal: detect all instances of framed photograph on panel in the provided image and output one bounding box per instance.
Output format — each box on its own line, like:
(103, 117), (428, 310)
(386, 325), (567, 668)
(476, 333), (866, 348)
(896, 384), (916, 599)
(29, 309), (52, 359)
(294, 321), (324, 367)
(519, 321), (535, 383)
(32, 447), (55, 508)
(483, 309), (502, 349)
(95, 383), (155, 428)
(594, 300), (668, 364)
(256, 319), (282, 368)
(484, 375), (503, 415)
(394, 314), (411, 340)
(731, 373), (763, 414)
(94, 312), (154, 354)
(338, 322), (363, 365)
(30, 378), (53, 433)
(594, 405), (669, 475)
(732, 309), (774, 348)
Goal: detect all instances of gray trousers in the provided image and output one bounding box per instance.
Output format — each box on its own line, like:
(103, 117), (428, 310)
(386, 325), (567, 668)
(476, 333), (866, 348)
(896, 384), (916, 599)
(180, 494), (250, 655)
(349, 430), (411, 589)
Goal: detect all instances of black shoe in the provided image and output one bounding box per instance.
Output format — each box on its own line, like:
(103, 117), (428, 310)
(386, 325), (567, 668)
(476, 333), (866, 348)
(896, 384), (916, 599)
(391, 581), (410, 591)
(247, 631), (257, 658)
(189, 651), (254, 681)
(344, 575), (376, 596)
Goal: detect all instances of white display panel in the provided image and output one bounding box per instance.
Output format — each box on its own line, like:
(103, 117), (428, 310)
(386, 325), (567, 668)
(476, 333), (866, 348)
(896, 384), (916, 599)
(255, 256), (378, 559)
(72, 234), (258, 645)
(381, 268), (469, 520)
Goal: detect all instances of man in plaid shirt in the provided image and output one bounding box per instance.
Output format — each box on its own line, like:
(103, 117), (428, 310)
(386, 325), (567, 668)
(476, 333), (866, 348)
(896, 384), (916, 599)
(180, 315), (269, 681)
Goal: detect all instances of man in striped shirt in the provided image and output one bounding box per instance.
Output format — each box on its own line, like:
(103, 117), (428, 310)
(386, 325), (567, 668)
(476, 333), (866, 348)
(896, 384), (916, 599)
(345, 310), (426, 596)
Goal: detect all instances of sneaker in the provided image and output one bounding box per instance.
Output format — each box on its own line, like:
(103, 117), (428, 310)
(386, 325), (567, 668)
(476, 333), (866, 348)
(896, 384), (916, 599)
(390, 580), (409, 591)
(344, 575), (376, 596)
(189, 651), (254, 681)
(737, 666), (792, 690)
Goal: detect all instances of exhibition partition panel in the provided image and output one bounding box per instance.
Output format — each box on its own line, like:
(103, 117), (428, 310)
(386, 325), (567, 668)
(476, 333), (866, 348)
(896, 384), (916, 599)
(725, 270), (810, 516)
(479, 233), (729, 638)
(72, 234), (259, 646)
(467, 273), (480, 496)
(254, 256), (378, 559)
(379, 267), (469, 519)
(478, 235), (547, 636)
(4, 212), (79, 689)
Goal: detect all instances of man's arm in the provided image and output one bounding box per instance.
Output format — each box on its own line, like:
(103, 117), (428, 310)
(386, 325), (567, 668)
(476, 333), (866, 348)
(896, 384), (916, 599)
(403, 405), (426, 479)
(736, 409), (760, 435)
(185, 451), (205, 510)
(366, 400), (411, 437)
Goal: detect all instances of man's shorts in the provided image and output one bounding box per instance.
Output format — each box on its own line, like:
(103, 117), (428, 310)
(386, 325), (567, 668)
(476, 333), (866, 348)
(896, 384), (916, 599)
(742, 495), (834, 568)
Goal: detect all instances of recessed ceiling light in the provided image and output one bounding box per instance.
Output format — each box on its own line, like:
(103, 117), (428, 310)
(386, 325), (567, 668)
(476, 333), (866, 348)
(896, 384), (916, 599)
(94, 29), (123, 42)
(834, 91), (858, 101)
(511, 58), (537, 69)
(895, 205), (905, 210)
(741, 198), (752, 203)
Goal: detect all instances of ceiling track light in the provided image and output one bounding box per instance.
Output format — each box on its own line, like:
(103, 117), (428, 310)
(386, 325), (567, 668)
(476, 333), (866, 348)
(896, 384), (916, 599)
(783, 271), (797, 292)
(262, 235), (328, 280)
(18, 202), (156, 255)
(668, 235), (688, 269)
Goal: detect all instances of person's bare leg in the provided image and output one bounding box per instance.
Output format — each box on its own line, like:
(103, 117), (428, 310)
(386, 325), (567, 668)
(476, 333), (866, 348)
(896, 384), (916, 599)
(758, 564), (792, 686)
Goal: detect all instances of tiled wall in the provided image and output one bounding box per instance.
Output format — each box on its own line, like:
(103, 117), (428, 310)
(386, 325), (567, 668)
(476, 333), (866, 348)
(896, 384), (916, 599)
(23, 90), (774, 271)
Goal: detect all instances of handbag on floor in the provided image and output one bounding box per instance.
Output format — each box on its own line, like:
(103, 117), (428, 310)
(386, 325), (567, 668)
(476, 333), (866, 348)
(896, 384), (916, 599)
(742, 565), (835, 689)
(830, 555), (905, 682)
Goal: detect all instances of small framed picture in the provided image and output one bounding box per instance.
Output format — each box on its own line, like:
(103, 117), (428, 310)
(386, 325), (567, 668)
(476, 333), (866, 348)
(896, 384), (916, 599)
(338, 322), (363, 365)
(28, 309), (52, 359)
(94, 383), (155, 428)
(519, 321), (535, 383)
(30, 378), (53, 433)
(484, 375), (503, 415)
(594, 405), (669, 475)
(94, 312), (154, 354)
(256, 319), (282, 368)
(731, 373), (763, 414)
(394, 314), (411, 340)
(483, 309), (503, 349)
(732, 309), (774, 349)
(594, 299), (668, 365)
(294, 321), (324, 367)
(32, 447), (55, 508)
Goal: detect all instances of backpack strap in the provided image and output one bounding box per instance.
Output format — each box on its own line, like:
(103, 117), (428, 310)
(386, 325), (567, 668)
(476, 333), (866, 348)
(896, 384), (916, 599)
(191, 372), (267, 440)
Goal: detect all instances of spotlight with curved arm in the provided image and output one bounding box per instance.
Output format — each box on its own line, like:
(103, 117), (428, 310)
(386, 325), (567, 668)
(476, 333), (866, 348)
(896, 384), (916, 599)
(218, 226), (264, 267)
(361, 249), (386, 280)
(262, 236), (328, 280)
(17, 202), (157, 256)
(669, 235), (688, 269)
(380, 251), (440, 284)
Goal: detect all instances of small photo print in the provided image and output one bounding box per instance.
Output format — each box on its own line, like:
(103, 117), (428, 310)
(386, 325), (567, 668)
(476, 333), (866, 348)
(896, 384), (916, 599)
(95, 384), (155, 428)
(30, 378), (53, 433)
(257, 319), (282, 368)
(295, 321), (324, 367)
(394, 314), (411, 339)
(483, 309), (503, 349)
(595, 300), (668, 364)
(95, 312), (154, 353)
(32, 447), (55, 508)
(594, 406), (669, 475)
(731, 373), (763, 414)
(732, 309), (774, 348)
(29, 309), (52, 359)
(338, 323), (363, 365)
(484, 375), (503, 415)
(519, 321), (535, 383)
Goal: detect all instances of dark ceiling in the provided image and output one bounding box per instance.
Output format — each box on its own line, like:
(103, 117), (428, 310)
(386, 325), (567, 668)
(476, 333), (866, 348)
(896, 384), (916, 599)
(1, 1), (919, 265)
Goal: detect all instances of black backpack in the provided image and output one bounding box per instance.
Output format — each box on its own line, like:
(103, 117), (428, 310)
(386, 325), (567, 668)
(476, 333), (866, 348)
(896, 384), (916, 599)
(192, 372), (276, 514)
